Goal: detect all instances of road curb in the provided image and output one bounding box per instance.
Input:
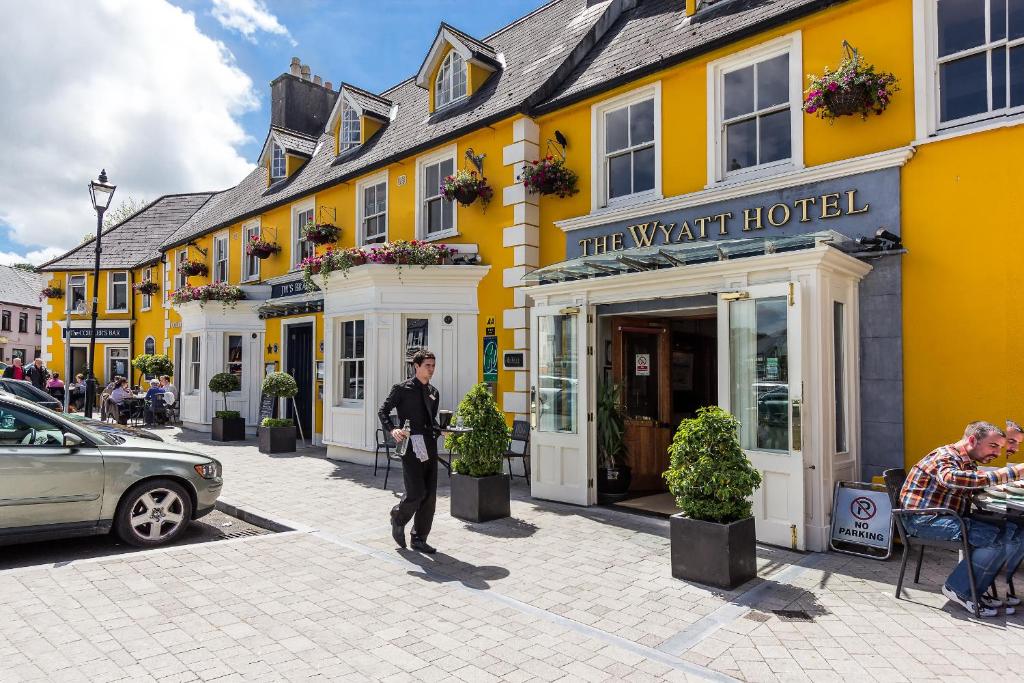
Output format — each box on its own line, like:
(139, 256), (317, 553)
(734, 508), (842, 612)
(214, 499), (317, 534)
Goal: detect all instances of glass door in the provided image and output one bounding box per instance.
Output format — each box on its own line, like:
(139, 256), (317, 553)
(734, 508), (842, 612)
(719, 282), (805, 549)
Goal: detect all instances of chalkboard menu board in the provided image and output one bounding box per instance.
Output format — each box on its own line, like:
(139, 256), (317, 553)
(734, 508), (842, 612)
(258, 394), (276, 422)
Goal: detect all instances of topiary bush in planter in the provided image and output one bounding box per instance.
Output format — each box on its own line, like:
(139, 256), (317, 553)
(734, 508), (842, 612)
(209, 372), (244, 441)
(132, 353), (173, 386)
(445, 383), (511, 522)
(259, 372), (298, 453)
(596, 381), (631, 502)
(663, 406), (762, 589)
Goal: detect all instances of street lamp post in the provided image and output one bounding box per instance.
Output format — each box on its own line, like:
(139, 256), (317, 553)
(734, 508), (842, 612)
(84, 170), (116, 418)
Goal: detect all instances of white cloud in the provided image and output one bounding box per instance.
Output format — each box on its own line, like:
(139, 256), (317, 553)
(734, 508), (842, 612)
(0, 248), (68, 267)
(0, 0), (258, 262)
(211, 0), (296, 45)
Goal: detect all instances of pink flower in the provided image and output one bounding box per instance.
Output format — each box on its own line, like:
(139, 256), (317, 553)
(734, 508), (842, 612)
(806, 105), (818, 114)
(827, 82), (839, 92)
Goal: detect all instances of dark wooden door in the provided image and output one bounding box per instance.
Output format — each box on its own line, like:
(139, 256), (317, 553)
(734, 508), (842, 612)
(286, 323), (313, 438)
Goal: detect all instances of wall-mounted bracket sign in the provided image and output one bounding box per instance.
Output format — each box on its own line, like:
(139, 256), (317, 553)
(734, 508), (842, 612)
(502, 351), (525, 371)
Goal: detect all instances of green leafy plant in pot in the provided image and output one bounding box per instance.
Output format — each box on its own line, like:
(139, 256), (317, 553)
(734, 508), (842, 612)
(208, 372), (244, 441)
(663, 406), (762, 589)
(259, 372), (298, 453)
(596, 381), (631, 503)
(445, 383), (511, 522)
(131, 353), (173, 388)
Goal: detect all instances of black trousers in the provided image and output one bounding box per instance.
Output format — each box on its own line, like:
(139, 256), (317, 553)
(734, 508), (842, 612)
(391, 436), (438, 540)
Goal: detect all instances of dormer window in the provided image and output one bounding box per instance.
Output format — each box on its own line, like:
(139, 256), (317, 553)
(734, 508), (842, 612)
(340, 102), (361, 151)
(435, 51), (467, 109)
(271, 143), (286, 179)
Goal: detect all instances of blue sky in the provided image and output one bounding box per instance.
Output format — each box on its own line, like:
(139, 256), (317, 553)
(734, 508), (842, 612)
(0, 0), (548, 264)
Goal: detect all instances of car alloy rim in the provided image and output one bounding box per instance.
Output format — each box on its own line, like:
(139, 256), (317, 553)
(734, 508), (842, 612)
(129, 488), (185, 541)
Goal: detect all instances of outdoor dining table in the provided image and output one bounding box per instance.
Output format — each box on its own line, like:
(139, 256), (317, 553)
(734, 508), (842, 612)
(973, 482), (1024, 518)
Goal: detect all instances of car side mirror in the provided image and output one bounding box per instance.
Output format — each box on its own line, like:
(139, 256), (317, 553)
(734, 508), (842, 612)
(64, 432), (84, 448)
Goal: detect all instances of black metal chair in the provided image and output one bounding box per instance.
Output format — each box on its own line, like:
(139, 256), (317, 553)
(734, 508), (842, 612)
(883, 468), (981, 617)
(504, 420), (531, 481)
(375, 415), (401, 489)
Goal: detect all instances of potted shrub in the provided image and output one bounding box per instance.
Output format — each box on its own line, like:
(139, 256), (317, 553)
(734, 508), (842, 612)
(133, 280), (160, 295)
(596, 381), (631, 503)
(445, 383), (511, 522)
(209, 372), (244, 441)
(663, 406), (763, 589)
(803, 42), (899, 122)
(246, 234), (281, 260)
(519, 155), (580, 198)
(131, 353), (173, 388)
(441, 169), (493, 208)
(301, 221), (342, 246)
(177, 258), (209, 277)
(259, 372), (298, 453)
(40, 285), (64, 301)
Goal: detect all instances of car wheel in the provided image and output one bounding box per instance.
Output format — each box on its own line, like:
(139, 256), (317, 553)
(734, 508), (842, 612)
(115, 479), (193, 547)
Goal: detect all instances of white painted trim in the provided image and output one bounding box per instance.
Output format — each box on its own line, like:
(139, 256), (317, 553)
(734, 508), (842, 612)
(911, 114), (1024, 147)
(706, 31), (803, 186)
(106, 271), (129, 313)
(291, 197), (316, 271)
(912, 0), (932, 142)
(241, 218), (262, 282)
(414, 143), (458, 241)
(557, 146), (915, 232)
(66, 273), (86, 314)
(590, 81), (662, 212)
(212, 231), (229, 284)
(414, 27), (495, 89)
(175, 249), (189, 291)
(333, 316), (366, 408)
(355, 169), (389, 246)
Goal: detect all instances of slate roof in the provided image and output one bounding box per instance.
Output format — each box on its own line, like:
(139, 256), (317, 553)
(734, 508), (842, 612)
(439, 22), (501, 66)
(39, 193), (214, 272)
(271, 126), (317, 157)
(0, 266), (47, 308)
(161, 0), (622, 249)
(340, 83), (392, 122)
(537, 0), (838, 111)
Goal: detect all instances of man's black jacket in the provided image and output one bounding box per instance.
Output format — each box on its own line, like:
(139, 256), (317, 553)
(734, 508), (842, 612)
(24, 364), (49, 390)
(378, 377), (440, 438)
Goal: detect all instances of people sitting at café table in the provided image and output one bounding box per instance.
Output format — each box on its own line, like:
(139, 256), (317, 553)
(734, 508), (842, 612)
(108, 379), (131, 424)
(45, 372), (65, 401)
(900, 421), (1024, 617)
(2, 357), (26, 380)
(143, 379), (167, 426)
(160, 375), (176, 405)
(66, 373), (85, 412)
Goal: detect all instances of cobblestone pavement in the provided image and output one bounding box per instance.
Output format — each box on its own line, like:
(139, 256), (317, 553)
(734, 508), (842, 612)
(2, 429), (1023, 682)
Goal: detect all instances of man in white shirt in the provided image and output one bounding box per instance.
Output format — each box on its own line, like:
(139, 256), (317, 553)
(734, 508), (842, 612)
(160, 375), (176, 405)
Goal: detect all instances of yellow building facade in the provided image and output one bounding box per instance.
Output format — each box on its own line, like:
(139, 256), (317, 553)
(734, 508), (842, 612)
(40, 0), (1024, 550)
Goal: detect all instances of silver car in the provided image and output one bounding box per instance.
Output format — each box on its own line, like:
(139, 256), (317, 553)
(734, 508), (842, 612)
(0, 393), (222, 548)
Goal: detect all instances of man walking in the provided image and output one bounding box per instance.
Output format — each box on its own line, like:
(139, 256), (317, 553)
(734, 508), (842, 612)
(2, 357), (25, 380)
(378, 350), (441, 554)
(24, 358), (49, 390)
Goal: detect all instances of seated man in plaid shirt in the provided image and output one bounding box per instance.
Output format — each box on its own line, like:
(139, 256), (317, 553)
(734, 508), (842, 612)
(900, 421), (1024, 617)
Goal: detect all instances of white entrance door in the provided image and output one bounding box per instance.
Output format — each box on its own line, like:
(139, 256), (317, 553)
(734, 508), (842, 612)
(719, 282), (805, 549)
(529, 304), (592, 505)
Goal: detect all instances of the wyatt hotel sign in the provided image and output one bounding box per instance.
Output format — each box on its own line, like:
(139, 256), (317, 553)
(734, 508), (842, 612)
(566, 168), (900, 259)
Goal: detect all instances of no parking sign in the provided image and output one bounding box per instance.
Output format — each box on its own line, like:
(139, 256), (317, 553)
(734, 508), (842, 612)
(830, 481), (893, 559)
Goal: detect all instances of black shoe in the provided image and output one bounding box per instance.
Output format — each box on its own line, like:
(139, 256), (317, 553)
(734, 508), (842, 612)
(391, 516), (406, 549)
(410, 537), (436, 554)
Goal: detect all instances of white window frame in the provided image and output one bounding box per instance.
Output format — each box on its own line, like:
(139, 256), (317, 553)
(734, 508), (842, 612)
(144, 336), (156, 356)
(435, 50), (468, 110)
(914, 0), (1024, 141)
(291, 198), (316, 270)
(706, 32), (804, 186)
(106, 347), (130, 384)
(591, 82), (663, 212)
(336, 318), (365, 406)
(271, 141), (286, 180)
(141, 267), (153, 311)
(225, 333), (243, 390)
(242, 219), (261, 282)
(188, 335), (201, 394)
(340, 100), (361, 151)
(414, 144), (458, 241)
(67, 274), (86, 313)
(175, 250), (188, 290)
(356, 170), (389, 246)
(107, 271), (128, 312)
(213, 232), (229, 283)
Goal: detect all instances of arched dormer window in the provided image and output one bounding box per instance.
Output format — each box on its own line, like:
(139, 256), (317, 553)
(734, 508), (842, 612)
(270, 142), (286, 179)
(435, 51), (467, 109)
(340, 101), (361, 151)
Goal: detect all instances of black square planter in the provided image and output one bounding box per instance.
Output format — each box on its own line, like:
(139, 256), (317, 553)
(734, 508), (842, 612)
(258, 425), (296, 453)
(211, 417), (245, 442)
(670, 514), (756, 590)
(450, 473), (510, 523)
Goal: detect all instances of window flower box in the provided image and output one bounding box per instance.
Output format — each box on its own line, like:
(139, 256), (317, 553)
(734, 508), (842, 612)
(132, 280), (160, 295)
(245, 235), (281, 260)
(301, 247), (368, 291)
(301, 221), (342, 246)
(177, 259), (209, 277)
(441, 169), (493, 208)
(171, 282), (245, 307)
(520, 156), (580, 198)
(803, 42), (899, 122)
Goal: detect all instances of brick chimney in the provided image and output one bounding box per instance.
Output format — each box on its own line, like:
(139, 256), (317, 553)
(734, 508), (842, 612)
(270, 58), (339, 137)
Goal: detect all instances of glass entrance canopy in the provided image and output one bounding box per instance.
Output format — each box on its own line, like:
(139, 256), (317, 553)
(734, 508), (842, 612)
(523, 230), (859, 285)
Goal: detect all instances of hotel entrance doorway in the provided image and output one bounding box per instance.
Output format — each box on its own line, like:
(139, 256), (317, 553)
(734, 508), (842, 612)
(600, 308), (717, 511)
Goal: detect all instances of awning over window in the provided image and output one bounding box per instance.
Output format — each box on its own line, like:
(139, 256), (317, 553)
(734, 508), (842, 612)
(522, 230), (859, 284)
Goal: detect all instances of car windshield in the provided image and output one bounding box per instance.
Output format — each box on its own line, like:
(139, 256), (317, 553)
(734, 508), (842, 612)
(3, 380), (53, 403)
(62, 414), (125, 445)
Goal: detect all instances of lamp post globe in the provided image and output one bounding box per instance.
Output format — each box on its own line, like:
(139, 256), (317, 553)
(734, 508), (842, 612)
(83, 170), (115, 418)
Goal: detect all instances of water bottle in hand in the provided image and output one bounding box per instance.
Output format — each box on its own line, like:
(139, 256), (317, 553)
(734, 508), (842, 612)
(395, 419), (412, 456)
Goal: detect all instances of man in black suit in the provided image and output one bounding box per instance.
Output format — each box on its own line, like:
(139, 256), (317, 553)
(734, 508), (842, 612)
(378, 350), (441, 553)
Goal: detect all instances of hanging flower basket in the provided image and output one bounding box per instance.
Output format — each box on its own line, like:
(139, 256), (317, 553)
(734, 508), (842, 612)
(133, 280), (160, 295)
(442, 169), (493, 208)
(519, 156), (580, 198)
(300, 248), (368, 291)
(301, 221), (342, 246)
(803, 42), (899, 122)
(40, 285), (64, 301)
(171, 282), (245, 307)
(177, 259), (209, 277)
(246, 235), (281, 260)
